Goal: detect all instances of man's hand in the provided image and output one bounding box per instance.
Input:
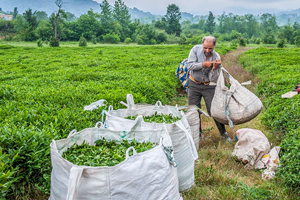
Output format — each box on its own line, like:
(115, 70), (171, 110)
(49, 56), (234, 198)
(203, 61), (213, 68)
(212, 59), (221, 70)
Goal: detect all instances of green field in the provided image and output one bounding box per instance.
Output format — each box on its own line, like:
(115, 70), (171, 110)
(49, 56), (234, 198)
(1, 43), (299, 199)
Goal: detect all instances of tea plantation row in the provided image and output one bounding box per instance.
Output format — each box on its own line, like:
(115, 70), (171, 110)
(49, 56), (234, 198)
(239, 47), (300, 189)
(0, 44), (232, 198)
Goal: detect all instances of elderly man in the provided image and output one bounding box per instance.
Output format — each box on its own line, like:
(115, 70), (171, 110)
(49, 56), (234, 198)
(187, 36), (231, 141)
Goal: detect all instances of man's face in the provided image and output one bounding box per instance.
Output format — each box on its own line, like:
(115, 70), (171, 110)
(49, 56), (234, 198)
(202, 40), (215, 57)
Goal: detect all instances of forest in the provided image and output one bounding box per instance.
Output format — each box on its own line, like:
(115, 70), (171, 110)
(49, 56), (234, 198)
(0, 0), (300, 47)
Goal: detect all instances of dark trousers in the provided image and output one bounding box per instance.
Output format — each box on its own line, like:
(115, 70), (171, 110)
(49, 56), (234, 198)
(188, 80), (226, 135)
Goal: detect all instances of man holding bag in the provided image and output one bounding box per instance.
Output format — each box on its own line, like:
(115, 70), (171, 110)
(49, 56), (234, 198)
(187, 36), (231, 141)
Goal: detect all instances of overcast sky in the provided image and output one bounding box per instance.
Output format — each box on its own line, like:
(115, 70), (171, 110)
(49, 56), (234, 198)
(93, 0), (300, 15)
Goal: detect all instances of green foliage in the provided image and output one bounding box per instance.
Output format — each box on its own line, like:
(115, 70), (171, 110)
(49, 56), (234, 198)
(0, 148), (19, 199)
(278, 128), (300, 189)
(62, 139), (155, 167)
(37, 39), (43, 47)
(78, 36), (87, 47)
(102, 33), (120, 44)
(277, 39), (286, 48)
(124, 37), (132, 44)
(255, 38), (261, 44)
(239, 47), (300, 189)
(49, 36), (59, 47)
(91, 35), (97, 44)
(239, 37), (247, 46)
(230, 40), (238, 49)
(294, 36), (300, 47)
(125, 112), (181, 124)
(0, 44), (233, 198)
(164, 4), (182, 36)
(204, 11), (216, 34)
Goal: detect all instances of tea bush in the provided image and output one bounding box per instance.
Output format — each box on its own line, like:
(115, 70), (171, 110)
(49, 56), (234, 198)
(0, 44), (232, 198)
(239, 47), (300, 189)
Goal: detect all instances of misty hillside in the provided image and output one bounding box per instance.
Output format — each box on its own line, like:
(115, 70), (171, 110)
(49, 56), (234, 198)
(1, 0), (300, 25)
(0, 0), (101, 16)
(0, 0), (161, 22)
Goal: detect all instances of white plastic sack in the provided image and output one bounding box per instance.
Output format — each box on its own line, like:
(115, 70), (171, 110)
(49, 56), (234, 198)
(49, 119), (181, 200)
(105, 104), (198, 192)
(261, 146), (281, 180)
(84, 99), (107, 111)
(211, 68), (263, 127)
(178, 105), (201, 150)
(118, 94), (200, 151)
(232, 128), (270, 169)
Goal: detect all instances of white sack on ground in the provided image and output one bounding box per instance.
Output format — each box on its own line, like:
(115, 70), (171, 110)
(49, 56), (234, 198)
(232, 128), (270, 169)
(49, 120), (181, 200)
(117, 94), (200, 151)
(105, 103), (198, 192)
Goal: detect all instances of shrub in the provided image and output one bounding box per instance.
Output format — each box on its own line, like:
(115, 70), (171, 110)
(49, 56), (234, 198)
(136, 35), (145, 45)
(149, 38), (157, 45)
(91, 35), (97, 44)
(37, 39), (43, 47)
(277, 39), (286, 48)
(49, 37), (59, 47)
(124, 37), (132, 44)
(179, 35), (188, 45)
(230, 40), (238, 49)
(294, 36), (300, 47)
(103, 33), (120, 44)
(239, 37), (247, 46)
(255, 38), (261, 45)
(79, 36), (87, 47)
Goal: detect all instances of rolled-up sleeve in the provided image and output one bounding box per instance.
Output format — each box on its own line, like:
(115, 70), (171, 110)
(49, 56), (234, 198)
(187, 46), (203, 71)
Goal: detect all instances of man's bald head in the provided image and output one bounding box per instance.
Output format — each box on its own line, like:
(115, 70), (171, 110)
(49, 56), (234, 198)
(202, 36), (216, 46)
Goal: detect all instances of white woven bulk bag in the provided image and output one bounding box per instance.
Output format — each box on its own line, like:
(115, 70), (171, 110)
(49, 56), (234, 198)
(118, 94), (200, 151)
(211, 68), (263, 127)
(105, 108), (198, 192)
(49, 120), (181, 200)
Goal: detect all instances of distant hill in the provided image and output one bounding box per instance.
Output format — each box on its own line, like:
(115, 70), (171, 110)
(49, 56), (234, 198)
(0, 0), (162, 22)
(0, 0), (101, 16)
(1, 0), (299, 26)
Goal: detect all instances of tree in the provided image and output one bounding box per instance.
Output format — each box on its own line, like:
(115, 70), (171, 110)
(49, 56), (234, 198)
(277, 25), (294, 44)
(23, 8), (38, 41)
(76, 10), (101, 40)
(52, 0), (67, 39)
(0, 18), (14, 39)
(204, 11), (215, 34)
(113, 0), (131, 41)
(260, 13), (278, 33)
(99, 0), (113, 35)
(164, 4), (181, 36)
(36, 11), (48, 22)
(244, 14), (259, 38)
(35, 19), (52, 40)
(13, 7), (18, 19)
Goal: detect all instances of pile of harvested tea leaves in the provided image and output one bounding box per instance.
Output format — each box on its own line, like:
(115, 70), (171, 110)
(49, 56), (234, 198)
(62, 138), (156, 167)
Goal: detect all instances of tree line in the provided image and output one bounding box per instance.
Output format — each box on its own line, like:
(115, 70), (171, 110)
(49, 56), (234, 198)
(1, 0), (300, 47)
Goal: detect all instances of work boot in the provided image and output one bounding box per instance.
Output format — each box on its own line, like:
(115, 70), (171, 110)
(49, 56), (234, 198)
(221, 132), (232, 142)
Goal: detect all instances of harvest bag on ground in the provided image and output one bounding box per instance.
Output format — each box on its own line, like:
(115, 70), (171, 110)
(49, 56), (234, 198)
(232, 128), (270, 169)
(49, 118), (181, 200)
(119, 94), (200, 150)
(211, 68), (263, 127)
(105, 96), (198, 192)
